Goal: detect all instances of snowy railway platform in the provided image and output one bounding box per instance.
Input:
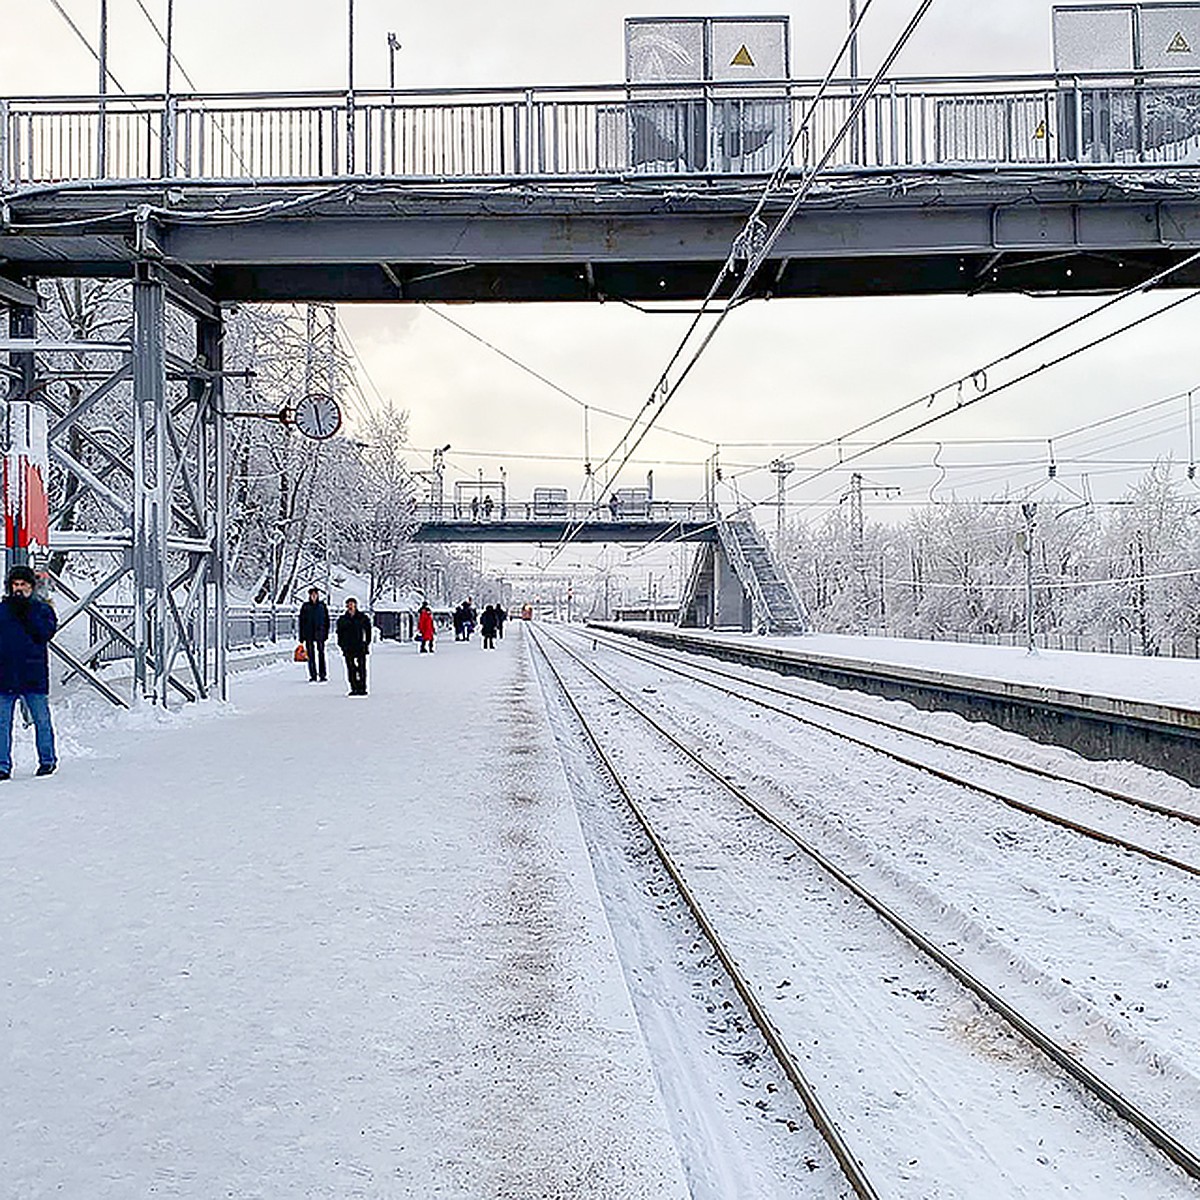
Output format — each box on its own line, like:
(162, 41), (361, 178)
(1, 624), (693, 1199)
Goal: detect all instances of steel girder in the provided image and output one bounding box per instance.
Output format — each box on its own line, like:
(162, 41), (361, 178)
(2, 268), (228, 706)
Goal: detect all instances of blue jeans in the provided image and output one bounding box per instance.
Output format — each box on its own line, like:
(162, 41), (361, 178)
(0, 692), (56, 773)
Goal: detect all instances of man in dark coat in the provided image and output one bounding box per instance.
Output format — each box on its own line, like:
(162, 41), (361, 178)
(479, 604), (498, 650)
(297, 586), (330, 682)
(0, 564), (57, 778)
(336, 596), (372, 696)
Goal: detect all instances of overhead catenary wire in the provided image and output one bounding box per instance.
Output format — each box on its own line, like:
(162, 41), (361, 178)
(777, 291), (1200, 498)
(420, 304), (715, 448)
(586, 0), (905, 498)
(44, 0), (129, 94)
(541, 0), (932, 572)
(727, 249), (1200, 496)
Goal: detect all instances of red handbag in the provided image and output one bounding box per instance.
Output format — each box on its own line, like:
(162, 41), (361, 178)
(294, 643), (308, 663)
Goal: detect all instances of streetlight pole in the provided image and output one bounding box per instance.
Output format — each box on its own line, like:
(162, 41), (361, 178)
(98, 0), (109, 174)
(848, 0), (859, 79)
(387, 31), (401, 91)
(165, 0), (175, 98)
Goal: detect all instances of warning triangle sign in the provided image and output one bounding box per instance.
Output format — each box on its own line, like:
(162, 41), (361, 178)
(1034, 121), (1046, 139)
(1167, 30), (1193, 53)
(730, 44), (755, 67)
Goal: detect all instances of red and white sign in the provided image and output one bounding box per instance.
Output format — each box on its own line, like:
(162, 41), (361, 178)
(3, 403), (49, 551)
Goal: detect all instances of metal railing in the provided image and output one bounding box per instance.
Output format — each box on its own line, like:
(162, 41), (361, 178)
(6, 70), (1200, 190)
(88, 604), (296, 665)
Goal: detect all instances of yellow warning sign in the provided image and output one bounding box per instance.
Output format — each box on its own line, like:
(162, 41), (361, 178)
(730, 44), (755, 67)
(1034, 121), (1046, 139)
(1167, 30), (1193, 53)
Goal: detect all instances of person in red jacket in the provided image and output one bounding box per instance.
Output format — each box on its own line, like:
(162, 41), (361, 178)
(417, 601), (436, 653)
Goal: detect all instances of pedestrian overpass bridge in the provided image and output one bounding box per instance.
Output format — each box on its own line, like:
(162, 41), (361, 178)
(6, 66), (1200, 701)
(5, 69), (1200, 304)
(409, 500), (716, 544)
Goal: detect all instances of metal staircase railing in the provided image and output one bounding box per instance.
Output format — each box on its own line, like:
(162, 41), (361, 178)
(717, 518), (807, 634)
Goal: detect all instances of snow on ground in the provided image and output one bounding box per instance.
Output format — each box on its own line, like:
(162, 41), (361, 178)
(5, 620), (1200, 1197)
(687, 628), (1200, 711)
(1, 625), (690, 1199)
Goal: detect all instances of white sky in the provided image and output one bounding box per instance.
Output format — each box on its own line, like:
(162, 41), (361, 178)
(5, 1), (1200, 586)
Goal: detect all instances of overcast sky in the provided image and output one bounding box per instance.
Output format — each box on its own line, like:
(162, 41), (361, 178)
(5, 1), (1199, 588)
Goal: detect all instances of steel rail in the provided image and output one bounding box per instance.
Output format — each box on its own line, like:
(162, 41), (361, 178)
(527, 624), (882, 1200)
(533, 621), (1200, 1182)
(585, 626), (1200, 826)
(576, 626), (1200, 878)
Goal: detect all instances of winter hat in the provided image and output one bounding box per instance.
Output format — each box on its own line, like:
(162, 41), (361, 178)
(7, 565), (36, 590)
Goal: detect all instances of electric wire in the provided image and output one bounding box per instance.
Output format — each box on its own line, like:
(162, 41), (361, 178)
(587, 0), (925, 502)
(541, 0), (931, 572)
(728, 252), (1200, 496)
(44, 0), (129, 94)
(420, 304), (715, 448)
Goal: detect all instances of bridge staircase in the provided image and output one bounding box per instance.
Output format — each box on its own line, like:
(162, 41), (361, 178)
(718, 518), (808, 635)
(679, 517), (807, 634)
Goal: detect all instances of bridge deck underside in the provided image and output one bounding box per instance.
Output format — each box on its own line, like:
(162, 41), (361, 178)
(5, 175), (1200, 302)
(411, 520), (716, 544)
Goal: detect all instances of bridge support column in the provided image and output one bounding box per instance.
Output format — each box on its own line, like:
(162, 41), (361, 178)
(132, 272), (166, 702)
(0, 270), (231, 708)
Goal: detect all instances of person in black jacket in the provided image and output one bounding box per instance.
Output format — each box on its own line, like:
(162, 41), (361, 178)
(336, 596), (372, 696)
(297, 587), (330, 682)
(480, 604), (498, 650)
(0, 565), (57, 779)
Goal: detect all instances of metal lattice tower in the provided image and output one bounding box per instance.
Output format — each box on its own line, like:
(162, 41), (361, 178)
(2, 267), (229, 706)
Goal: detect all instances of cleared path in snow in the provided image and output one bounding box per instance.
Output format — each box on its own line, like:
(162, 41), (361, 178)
(0, 625), (691, 1199)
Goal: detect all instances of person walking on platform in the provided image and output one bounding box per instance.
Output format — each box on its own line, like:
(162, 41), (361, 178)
(417, 601), (436, 653)
(0, 565), (57, 779)
(453, 602), (465, 641)
(480, 604), (498, 650)
(337, 596), (372, 696)
(495, 605), (507, 639)
(462, 597), (477, 640)
(298, 586), (330, 682)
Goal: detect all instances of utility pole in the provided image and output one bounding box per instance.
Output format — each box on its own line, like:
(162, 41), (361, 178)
(1019, 502), (1037, 655)
(769, 458), (794, 560)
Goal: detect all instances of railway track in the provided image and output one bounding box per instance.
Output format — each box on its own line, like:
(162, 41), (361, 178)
(530, 622), (1200, 1198)
(574, 625), (1200, 880)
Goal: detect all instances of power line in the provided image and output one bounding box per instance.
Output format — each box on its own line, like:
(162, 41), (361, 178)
(44, 0), (128, 93)
(731, 249), (1200, 492)
(541, 0), (931, 572)
(587, 0), (918, 503)
(420, 304), (715, 448)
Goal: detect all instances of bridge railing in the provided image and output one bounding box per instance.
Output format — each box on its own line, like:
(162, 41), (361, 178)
(6, 71), (1200, 189)
(411, 499), (717, 525)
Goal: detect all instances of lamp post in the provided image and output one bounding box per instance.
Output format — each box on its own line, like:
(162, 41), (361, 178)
(165, 0), (175, 97)
(98, 0), (109, 174)
(848, 0), (859, 79)
(387, 31), (401, 91)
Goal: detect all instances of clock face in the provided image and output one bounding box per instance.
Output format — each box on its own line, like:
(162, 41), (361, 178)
(293, 393), (341, 440)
